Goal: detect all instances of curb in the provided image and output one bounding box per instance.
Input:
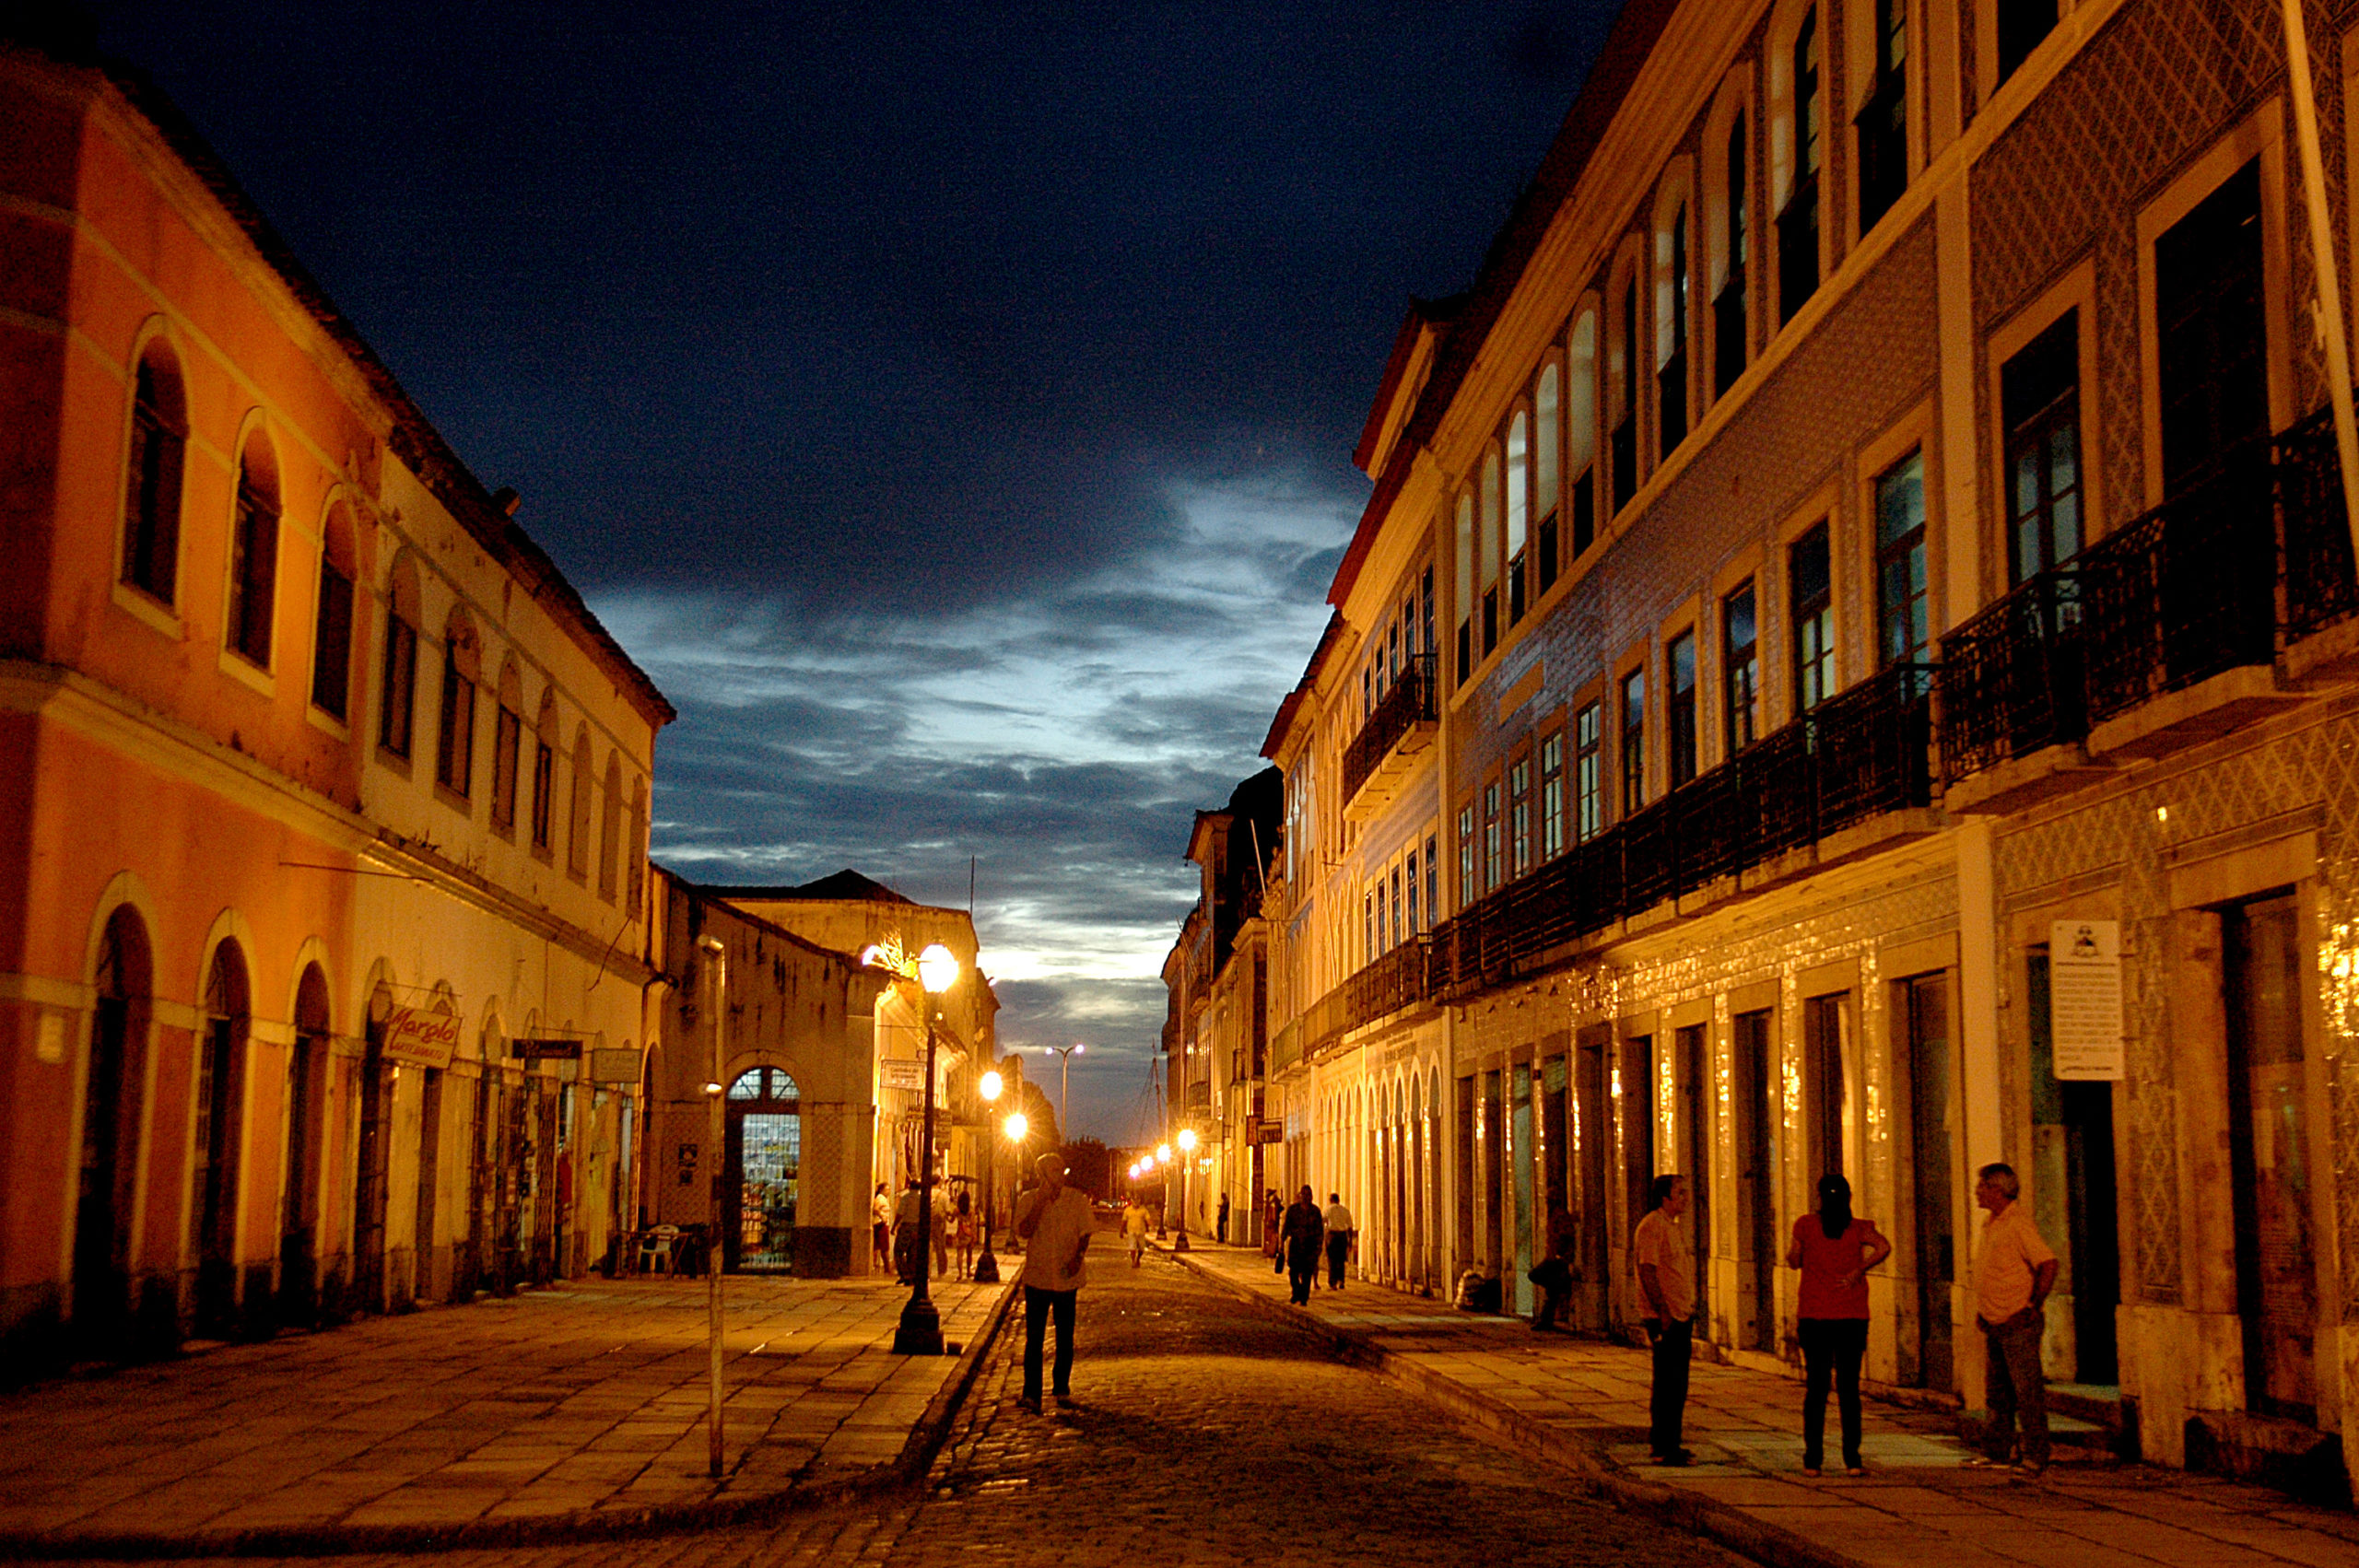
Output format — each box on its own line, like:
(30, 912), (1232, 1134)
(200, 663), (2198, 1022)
(1160, 1246), (1860, 1568)
(0, 1280), (1025, 1562)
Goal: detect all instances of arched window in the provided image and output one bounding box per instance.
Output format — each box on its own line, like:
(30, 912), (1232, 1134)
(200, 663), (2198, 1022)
(491, 661), (524, 836)
(626, 777), (648, 915)
(194, 940), (250, 1333)
(435, 608), (480, 800)
(530, 693), (557, 854)
(227, 430), (279, 666)
(379, 556), (421, 758)
(1856, 0), (1909, 233)
(1534, 362), (1561, 593)
(1453, 490), (1475, 686)
(282, 964), (331, 1321)
(599, 752), (624, 900)
(569, 725), (593, 878)
(1774, 5), (1824, 325)
(75, 906), (153, 1338)
(121, 340), (186, 604)
(1609, 258), (1643, 512)
(1479, 446), (1502, 656)
(311, 502), (357, 720)
(1708, 98), (1753, 399)
(1505, 410), (1530, 626)
(1567, 310), (1599, 558)
(1655, 179), (1694, 458)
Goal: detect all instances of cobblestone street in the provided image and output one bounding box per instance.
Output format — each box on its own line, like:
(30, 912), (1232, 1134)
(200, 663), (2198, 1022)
(82, 1255), (1737, 1568)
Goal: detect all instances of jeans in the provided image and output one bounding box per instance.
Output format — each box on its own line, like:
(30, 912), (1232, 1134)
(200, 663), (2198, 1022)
(1983, 1311), (2048, 1466)
(1287, 1248), (1318, 1304)
(1325, 1233), (1350, 1288)
(1023, 1285), (1076, 1401)
(1649, 1316), (1693, 1456)
(1798, 1317), (1868, 1469)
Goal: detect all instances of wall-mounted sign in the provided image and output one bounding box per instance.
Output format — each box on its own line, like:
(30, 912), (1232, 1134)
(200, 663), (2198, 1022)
(382, 1005), (460, 1071)
(2050, 919), (2125, 1082)
(880, 1059), (926, 1092)
(589, 1047), (641, 1085)
(511, 1038), (583, 1061)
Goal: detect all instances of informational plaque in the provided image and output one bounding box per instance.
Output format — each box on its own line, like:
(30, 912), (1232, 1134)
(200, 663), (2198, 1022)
(589, 1047), (641, 1085)
(381, 1005), (460, 1071)
(880, 1059), (926, 1091)
(2049, 919), (2125, 1082)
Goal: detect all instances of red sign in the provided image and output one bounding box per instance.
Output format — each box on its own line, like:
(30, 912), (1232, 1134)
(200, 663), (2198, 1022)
(381, 1006), (459, 1071)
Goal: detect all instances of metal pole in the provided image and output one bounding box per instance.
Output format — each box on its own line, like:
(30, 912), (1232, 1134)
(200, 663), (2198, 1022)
(973, 1101), (999, 1283)
(2283, 0), (2359, 561)
(892, 990), (945, 1354)
(698, 936), (727, 1480)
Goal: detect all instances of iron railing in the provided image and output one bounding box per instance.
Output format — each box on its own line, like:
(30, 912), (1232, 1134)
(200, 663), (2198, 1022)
(1342, 652), (1438, 806)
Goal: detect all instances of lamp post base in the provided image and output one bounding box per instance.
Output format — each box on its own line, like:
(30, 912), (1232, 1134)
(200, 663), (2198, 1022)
(1172, 1229), (1191, 1252)
(892, 1294), (945, 1356)
(973, 1230), (1001, 1283)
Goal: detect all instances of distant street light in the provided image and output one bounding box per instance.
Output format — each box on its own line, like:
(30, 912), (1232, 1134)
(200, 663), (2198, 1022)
(974, 1069), (1004, 1284)
(862, 939), (961, 1356)
(1173, 1127), (1198, 1253)
(1042, 1043), (1085, 1148)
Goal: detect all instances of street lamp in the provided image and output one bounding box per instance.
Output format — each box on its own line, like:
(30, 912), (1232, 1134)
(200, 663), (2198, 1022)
(974, 1069), (1003, 1283)
(1003, 1110), (1029, 1253)
(863, 939), (961, 1356)
(1042, 1043), (1084, 1147)
(1174, 1127), (1198, 1253)
(1154, 1142), (1172, 1238)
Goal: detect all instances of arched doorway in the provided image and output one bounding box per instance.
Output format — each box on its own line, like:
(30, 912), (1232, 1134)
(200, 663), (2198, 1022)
(279, 965), (330, 1326)
(723, 1068), (799, 1272)
(74, 907), (151, 1349)
(352, 986), (393, 1314)
(194, 942), (250, 1336)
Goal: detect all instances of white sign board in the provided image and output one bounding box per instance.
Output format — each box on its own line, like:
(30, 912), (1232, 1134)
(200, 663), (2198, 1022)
(589, 1047), (641, 1086)
(381, 1005), (459, 1071)
(2049, 920), (2124, 1082)
(880, 1059), (927, 1092)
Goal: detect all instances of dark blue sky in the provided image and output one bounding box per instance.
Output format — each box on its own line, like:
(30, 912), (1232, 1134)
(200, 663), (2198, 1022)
(86, 0), (1615, 1139)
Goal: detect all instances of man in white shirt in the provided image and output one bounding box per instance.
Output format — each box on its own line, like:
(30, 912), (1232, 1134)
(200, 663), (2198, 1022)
(1634, 1174), (1696, 1466)
(1321, 1193), (1356, 1290)
(1013, 1153), (1093, 1412)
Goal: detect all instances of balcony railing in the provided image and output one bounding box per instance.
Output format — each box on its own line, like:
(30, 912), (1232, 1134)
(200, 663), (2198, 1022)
(1429, 662), (1935, 994)
(1342, 652), (1438, 807)
(1296, 936), (1437, 1059)
(1941, 405), (2358, 787)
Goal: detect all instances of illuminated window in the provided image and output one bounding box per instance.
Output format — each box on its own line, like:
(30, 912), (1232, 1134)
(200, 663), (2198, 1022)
(1483, 781), (1503, 892)
(1540, 731), (1565, 860)
(1576, 702), (1602, 841)
(1509, 755), (1532, 878)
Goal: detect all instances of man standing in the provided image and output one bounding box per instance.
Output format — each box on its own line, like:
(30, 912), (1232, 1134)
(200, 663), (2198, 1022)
(1215, 1192), (1230, 1245)
(1968, 1162), (2058, 1477)
(1280, 1185), (1324, 1305)
(1013, 1152), (1093, 1413)
(871, 1184), (893, 1271)
(1320, 1192), (1356, 1290)
(1634, 1174), (1695, 1466)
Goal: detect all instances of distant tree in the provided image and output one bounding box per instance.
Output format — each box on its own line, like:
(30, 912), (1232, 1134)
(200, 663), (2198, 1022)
(1062, 1138), (1111, 1199)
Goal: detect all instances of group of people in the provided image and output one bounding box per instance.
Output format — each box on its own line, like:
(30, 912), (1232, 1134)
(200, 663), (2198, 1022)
(869, 1176), (986, 1283)
(1631, 1161), (2057, 1479)
(1269, 1186), (1356, 1304)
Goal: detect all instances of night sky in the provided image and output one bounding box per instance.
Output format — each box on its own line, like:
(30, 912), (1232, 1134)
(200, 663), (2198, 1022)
(82, 0), (1615, 1141)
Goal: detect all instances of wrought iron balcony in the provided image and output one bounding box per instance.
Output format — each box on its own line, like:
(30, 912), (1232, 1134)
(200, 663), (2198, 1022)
(1342, 651), (1438, 816)
(1295, 935), (1437, 1059)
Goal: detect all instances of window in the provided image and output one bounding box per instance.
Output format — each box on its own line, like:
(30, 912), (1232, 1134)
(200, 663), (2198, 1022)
(1876, 451), (1930, 668)
(1568, 310), (1599, 560)
(1424, 833), (1438, 921)
(2156, 161), (2268, 491)
(569, 728), (593, 877)
(1481, 450), (1502, 656)
(378, 580), (418, 758)
(1539, 731), (1565, 860)
(1667, 631), (1698, 788)
(1620, 669), (1647, 815)
(1458, 805), (1475, 906)
(1420, 567), (1436, 666)
(1791, 523), (1836, 711)
(1389, 864), (1403, 949)
(628, 781), (648, 913)
(310, 509), (354, 721)
(435, 613), (477, 800)
(2002, 311), (2083, 583)
(1406, 847), (1421, 934)
(1724, 581), (1759, 753)
(121, 345), (185, 604)
(227, 436), (279, 667)
(1660, 203), (1690, 458)
(1996, 0), (2058, 83)
(1483, 781), (1503, 892)
(1455, 493), (1475, 685)
(530, 700), (556, 853)
(491, 697), (522, 834)
(1364, 888), (1376, 964)
(1509, 755), (1532, 878)
(1575, 702), (1602, 841)
(1536, 364), (1561, 593)
(1857, 0), (1908, 232)
(1780, 8), (1822, 324)
(1716, 113), (1749, 398)
(1613, 276), (1640, 510)
(1507, 412), (1530, 625)
(600, 754), (624, 900)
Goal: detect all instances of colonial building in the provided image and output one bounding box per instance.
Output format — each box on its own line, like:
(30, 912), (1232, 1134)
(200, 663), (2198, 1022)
(0, 40), (671, 1369)
(1242, 0), (2359, 1494)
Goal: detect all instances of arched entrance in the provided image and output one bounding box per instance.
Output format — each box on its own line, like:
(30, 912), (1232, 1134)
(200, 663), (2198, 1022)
(74, 907), (151, 1349)
(194, 942), (251, 1336)
(722, 1068), (799, 1272)
(279, 965), (330, 1326)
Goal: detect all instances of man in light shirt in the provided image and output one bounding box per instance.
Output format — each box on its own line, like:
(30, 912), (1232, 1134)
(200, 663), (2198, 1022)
(1013, 1153), (1094, 1413)
(1633, 1173), (1695, 1466)
(1321, 1193), (1356, 1290)
(1967, 1162), (2058, 1477)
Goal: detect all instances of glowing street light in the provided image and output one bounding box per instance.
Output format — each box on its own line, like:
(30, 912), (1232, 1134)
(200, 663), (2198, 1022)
(974, 1068), (1005, 1284)
(1173, 1127), (1199, 1253)
(862, 939), (961, 1356)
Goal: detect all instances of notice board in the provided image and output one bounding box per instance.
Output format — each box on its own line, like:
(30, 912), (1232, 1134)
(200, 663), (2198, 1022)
(2049, 919), (2124, 1082)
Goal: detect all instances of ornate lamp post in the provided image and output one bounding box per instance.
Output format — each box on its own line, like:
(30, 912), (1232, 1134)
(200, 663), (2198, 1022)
(1042, 1043), (1084, 1145)
(1173, 1127), (1198, 1253)
(974, 1069), (1003, 1283)
(862, 939), (961, 1356)
(1003, 1111), (1029, 1251)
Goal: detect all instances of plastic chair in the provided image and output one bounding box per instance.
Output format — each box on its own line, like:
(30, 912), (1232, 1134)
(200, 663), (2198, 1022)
(639, 1224), (680, 1275)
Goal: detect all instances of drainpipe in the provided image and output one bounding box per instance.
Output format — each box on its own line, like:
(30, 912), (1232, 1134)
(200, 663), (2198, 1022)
(2281, 0), (2359, 561)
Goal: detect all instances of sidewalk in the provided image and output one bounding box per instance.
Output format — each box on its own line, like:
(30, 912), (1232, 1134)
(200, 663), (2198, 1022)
(1170, 1242), (2359, 1568)
(0, 1273), (1014, 1558)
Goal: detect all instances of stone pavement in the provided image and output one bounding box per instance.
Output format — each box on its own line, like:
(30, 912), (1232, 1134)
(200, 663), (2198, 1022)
(1171, 1240), (2359, 1568)
(0, 1273), (1012, 1556)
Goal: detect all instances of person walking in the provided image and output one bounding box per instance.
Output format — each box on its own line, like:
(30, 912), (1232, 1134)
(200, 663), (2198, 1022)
(1215, 1192), (1230, 1245)
(1320, 1192), (1356, 1290)
(1123, 1197), (1150, 1267)
(1530, 1213), (1579, 1332)
(1262, 1189), (1283, 1259)
(931, 1178), (955, 1280)
(1966, 1162), (2058, 1478)
(871, 1183), (893, 1271)
(1013, 1152), (1093, 1412)
(893, 1177), (924, 1284)
(954, 1182), (976, 1281)
(1634, 1173), (1696, 1466)
(1280, 1185), (1324, 1305)
(1786, 1174), (1891, 1477)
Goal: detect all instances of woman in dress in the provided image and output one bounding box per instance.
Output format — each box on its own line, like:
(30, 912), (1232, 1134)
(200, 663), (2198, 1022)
(1785, 1173), (1891, 1478)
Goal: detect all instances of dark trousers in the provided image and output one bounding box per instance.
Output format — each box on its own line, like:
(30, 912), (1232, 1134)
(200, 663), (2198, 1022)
(1287, 1248), (1318, 1304)
(1023, 1285), (1076, 1401)
(1325, 1233), (1350, 1288)
(1982, 1312), (2049, 1465)
(1799, 1317), (1868, 1469)
(1649, 1317), (1693, 1456)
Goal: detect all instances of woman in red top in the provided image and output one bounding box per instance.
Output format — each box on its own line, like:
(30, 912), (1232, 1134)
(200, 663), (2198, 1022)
(1785, 1174), (1891, 1477)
